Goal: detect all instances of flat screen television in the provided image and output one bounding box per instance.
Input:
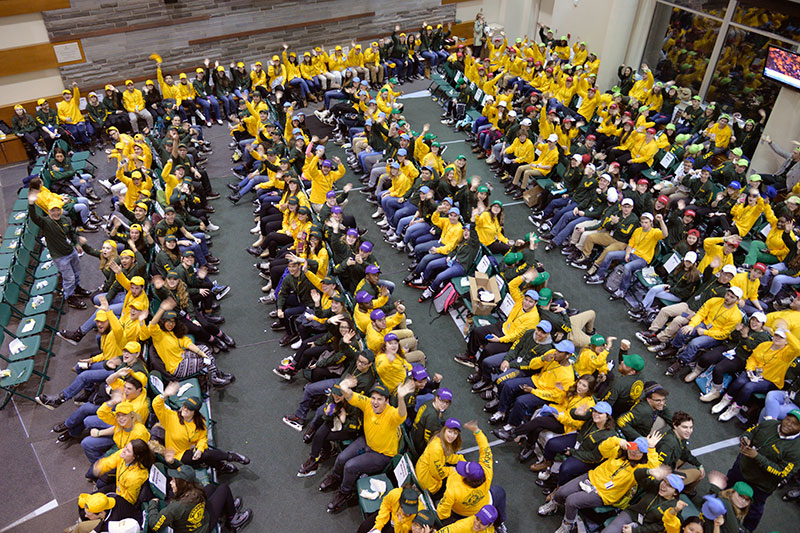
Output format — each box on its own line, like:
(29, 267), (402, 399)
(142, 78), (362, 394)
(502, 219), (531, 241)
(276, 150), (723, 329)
(764, 45), (800, 90)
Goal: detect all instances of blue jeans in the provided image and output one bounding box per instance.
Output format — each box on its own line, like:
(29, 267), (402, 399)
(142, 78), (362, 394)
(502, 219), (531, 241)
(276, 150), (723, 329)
(295, 378), (338, 419)
(66, 402), (101, 437)
(431, 261), (466, 293)
(596, 252), (646, 293)
(414, 240), (440, 260)
(323, 90), (347, 109)
(480, 352), (507, 378)
(70, 173), (93, 196)
(553, 216), (590, 246)
(177, 233), (210, 265)
(760, 390), (798, 421)
(391, 204), (417, 227)
(196, 96), (221, 122)
(420, 51), (438, 67)
(64, 122), (91, 145)
(726, 373), (776, 405)
(547, 98), (581, 121)
(642, 284), (681, 309)
(405, 222), (432, 244)
(305, 77), (322, 92)
(288, 77), (310, 99)
(237, 174), (268, 195)
(234, 88), (249, 101)
(218, 94), (236, 117)
(381, 195), (405, 223)
(54, 249), (81, 298)
(544, 198), (574, 219)
(509, 392), (548, 426)
(81, 433), (115, 463)
(388, 58), (406, 79)
(62, 364), (113, 399)
(415, 253), (446, 277)
(673, 323), (720, 363)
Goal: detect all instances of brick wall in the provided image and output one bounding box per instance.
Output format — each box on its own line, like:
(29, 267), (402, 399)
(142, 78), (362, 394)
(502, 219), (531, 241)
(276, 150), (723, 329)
(41, 0), (456, 88)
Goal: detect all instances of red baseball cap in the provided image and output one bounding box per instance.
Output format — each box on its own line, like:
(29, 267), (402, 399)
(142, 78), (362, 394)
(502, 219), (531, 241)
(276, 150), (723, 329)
(688, 229), (700, 237)
(586, 134), (596, 141)
(609, 162), (620, 168)
(753, 262), (767, 273)
(646, 128), (657, 134)
(609, 103), (619, 109)
(637, 178), (649, 185)
(657, 195), (670, 204)
(685, 209), (696, 217)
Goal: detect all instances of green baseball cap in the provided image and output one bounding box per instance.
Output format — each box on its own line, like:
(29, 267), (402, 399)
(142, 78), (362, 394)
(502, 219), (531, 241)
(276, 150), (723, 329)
(538, 287), (553, 305)
(732, 481), (754, 498)
(399, 487), (420, 514)
(590, 334), (606, 346)
(168, 464), (197, 482)
(787, 408), (800, 422)
(389, 77), (398, 84)
(182, 396), (202, 411)
(622, 353), (645, 371)
(414, 509), (435, 525)
(477, 185), (489, 193)
(370, 383), (391, 398)
(731, 147), (743, 157)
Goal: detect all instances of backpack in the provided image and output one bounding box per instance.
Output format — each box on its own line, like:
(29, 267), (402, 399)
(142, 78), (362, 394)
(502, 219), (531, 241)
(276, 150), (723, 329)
(603, 264), (625, 293)
(433, 282), (458, 314)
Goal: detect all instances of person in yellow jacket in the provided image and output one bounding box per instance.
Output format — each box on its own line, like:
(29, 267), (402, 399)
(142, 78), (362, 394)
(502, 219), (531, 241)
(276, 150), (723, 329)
(154, 380), (250, 472)
(416, 418), (465, 493)
(373, 333), (413, 392)
(626, 127), (660, 172)
(574, 334), (613, 379)
(489, 339), (576, 426)
(85, 393), (150, 463)
(437, 421), (507, 528)
(281, 45), (314, 104)
(712, 327), (800, 421)
(475, 201), (511, 254)
(438, 505), (499, 533)
(175, 73), (201, 122)
(319, 378), (414, 512)
(702, 114), (733, 154)
(731, 187), (767, 236)
(576, 82), (601, 122)
(92, 438), (153, 510)
(327, 45), (348, 87)
(121, 80), (153, 133)
(57, 82), (92, 147)
(306, 154), (346, 209)
(455, 271), (540, 367)
(664, 288), (745, 376)
(267, 54), (287, 90)
(697, 235), (740, 274)
(358, 486), (425, 533)
(250, 60), (267, 89)
(155, 61), (182, 113)
(505, 133), (560, 195)
(748, 203), (797, 264)
(541, 433), (663, 532)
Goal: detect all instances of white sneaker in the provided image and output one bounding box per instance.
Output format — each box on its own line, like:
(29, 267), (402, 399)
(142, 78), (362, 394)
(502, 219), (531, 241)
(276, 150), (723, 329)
(217, 118), (223, 125)
(376, 218), (389, 228)
(554, 522), (573, 533)
(206, 223), (220, 232)
(486, 154), (496, 164)
(250, 225), (260, 234)
(290, 338), (303, 350)
(538, 467), (551, 481)
(718, 403), (741, 421)
(711, 395), (732, 414)
(342, 143), (351, 150)
(371, 209), (384, 219)
(537, 500), (558, 516)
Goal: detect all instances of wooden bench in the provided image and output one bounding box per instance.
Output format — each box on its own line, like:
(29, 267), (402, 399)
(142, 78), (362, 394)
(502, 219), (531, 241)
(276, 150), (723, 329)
(0, 135), (27, 166)
(446, 21), (475, 51)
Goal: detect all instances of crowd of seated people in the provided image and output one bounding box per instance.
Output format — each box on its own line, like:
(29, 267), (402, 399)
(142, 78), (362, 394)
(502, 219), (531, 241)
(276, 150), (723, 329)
(8, 12), (800, 533)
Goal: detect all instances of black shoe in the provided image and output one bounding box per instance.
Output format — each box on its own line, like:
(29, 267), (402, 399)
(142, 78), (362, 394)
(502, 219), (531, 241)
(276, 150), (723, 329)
(57, 329), (84, 346)
(279, 333), (299, 347)
(219, 462), (239, 474)
(36, 393), (65, 410)
(52, 422), (68, 433)
(518, 446), (535, 463)
(483, 398), (500, 413)
(206, 192), (221, 200)
(220, 332), (236, 347)
(66, 296), (87, 310)
(466, 372), (480, 384)
(480, 388), (497, 401)
(228, 451), (250, 464)
(229, 509), (252, 531)
(233, 497), (243, 512)
(493, 428), (515, 441)
(72, 388), (92, 405)
(471, 380), (492, 393)
(327, 490), (353, 513)
(227, 183), (239, 191)
(205, 314), (225, 325)
(228, 194), (241, 203)
(271, 320), (286, 331)
(73, 286), (92, 297)
(319, 474), (341, 492)
(656, 347), (678, 360)
(56, 432), (74, 443)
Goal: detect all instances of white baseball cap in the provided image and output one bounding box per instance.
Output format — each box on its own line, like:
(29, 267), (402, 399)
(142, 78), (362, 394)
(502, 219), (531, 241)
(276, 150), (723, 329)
(621, 198), (634, 206)
(641, 212), (654, 221)
(721, 264), (737, 275)
(521, 118), (532, 126)
(607, 188), (619, 202)
(547, 133), (559, 142)
(728, 286), (744, 299)
(684, 251), (697, 264)
(751, 311), (767, 323)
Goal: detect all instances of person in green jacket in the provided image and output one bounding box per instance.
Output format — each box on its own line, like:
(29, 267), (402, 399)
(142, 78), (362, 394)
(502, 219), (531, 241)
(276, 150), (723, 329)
(147, 464), (251, 532)
(193, 60), (222, 126)
(725, 410), (800, 530)
(416, 222), (481, 300)
(11, 104), (45, 159)
(27, 188), (90, 309)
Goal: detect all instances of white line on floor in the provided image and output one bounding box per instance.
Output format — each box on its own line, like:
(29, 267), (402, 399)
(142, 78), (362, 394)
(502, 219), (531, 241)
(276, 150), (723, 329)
(0, 498), (59, 533)
(460, 439), (505, 454)
(440, 139), (466, 145)
(503, 201), (527, 207)
(13, 398), (29, 439)
(692, 437), (741, 456)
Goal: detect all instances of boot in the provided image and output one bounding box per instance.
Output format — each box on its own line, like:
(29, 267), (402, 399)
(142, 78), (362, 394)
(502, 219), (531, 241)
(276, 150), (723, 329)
(683, 365), (705, 383)
(699, 382), (724, 402)
(35, 392), (65, 410)
(711, 394), (733, 414)
(57, 329), (85, 346)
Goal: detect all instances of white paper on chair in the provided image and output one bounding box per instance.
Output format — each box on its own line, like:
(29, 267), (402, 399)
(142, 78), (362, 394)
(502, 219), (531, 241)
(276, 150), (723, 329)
(9, 338), (26, 355)
(149, 373), (164, 393)
(369, 478), (387, 494)
(359, 488), (379, 500)
(178, 383), (194, 396)
(21, 319), (35, 334)
(149, 465), (167, 495)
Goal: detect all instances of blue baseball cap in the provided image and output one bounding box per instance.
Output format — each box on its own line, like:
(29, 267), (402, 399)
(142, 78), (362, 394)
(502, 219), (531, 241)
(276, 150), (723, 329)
(355, 290), (373, 303)
(592, 401), (612, 414)
(443, 197), (453, 205)
(331, 206), (342, 214)
(397, 148), (408, 156)
(666, 473), (685, 492)
(346, 228), (359, 237)
(525, 289), (539, 300)
(701, 495), (726, 520)
(321, 159), (332, 168)
(365, 265), (380, 274)
(536, 320), (552, 333)
(383, 332), (398, 342)
(633, 436), (649, 453)
(359, 241), (373, 252)
(728, 180), (741, 190)
(448, 207), (461, 215)
(476, 505), (498, 525)
(365, 119), (373, 126)
(326, 190), (337, 198)
(353, 77), (360, 83)
(390, 161), (400, 169)
(437, 388), (453, 401)
(419, 186), (431, 194)
(554, 340), (575, 354)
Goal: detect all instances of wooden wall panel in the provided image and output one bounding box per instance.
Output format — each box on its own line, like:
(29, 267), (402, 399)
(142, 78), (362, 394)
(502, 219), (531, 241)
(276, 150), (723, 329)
(0, 41), (84, 77)
(0, 0), (71, 17)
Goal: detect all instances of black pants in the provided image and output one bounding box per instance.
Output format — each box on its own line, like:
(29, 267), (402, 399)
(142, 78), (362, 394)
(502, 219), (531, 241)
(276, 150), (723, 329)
(269, 258), (289, 288)
(467, 323), (511, 358)
(696, 346), (746, 386)
(204, 483), (236, 527)
(264, 232), (294, 257)
(488, 241), (512, 255)
(358, 512), (396, 533)
(311, 423), (359, 458)
(182, 447), (231, 471)
(514, 414), (564, 443)
(295, 340), (328, 370)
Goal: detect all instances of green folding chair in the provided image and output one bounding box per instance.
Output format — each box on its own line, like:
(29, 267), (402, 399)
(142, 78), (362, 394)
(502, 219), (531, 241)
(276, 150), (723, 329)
(0, 360), (36, 410)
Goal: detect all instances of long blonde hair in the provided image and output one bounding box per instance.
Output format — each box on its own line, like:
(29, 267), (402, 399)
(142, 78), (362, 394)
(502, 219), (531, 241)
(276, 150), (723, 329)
(99, 240), (120, 270)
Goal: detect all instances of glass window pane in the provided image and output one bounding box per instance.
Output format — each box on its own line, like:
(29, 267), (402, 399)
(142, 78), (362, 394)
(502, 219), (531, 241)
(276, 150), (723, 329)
(706, 27), (786, 128)
(668, 0), (727, 19)
(642, 4), (721, 94)
(734, 0), (800, 43)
